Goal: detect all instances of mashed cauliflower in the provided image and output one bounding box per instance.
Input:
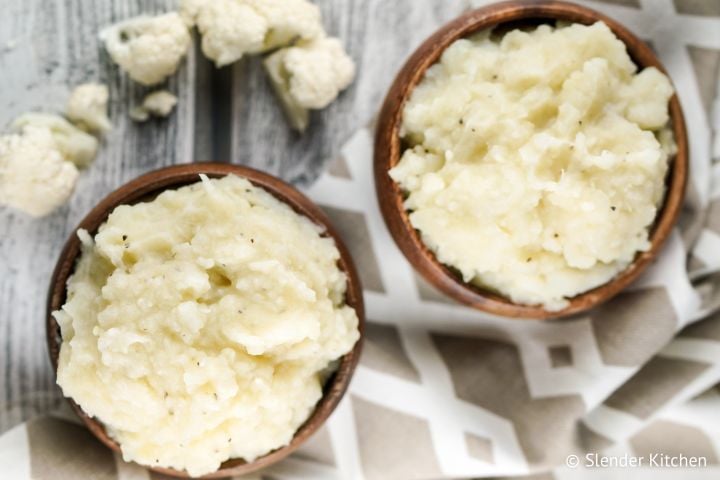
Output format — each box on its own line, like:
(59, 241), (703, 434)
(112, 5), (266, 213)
(390, 22), (675, 311)
(53, 175), (359, 476)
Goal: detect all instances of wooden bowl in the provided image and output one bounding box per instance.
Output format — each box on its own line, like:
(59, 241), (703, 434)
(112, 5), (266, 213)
(374, 0), (688, 319)
(46, 163), (365, 478)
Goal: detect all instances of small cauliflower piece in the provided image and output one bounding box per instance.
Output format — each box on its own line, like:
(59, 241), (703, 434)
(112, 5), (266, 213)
(66, 83), (112, 133)
(100, 13), (191, 86)
(264, 51), (310, 131)
(264, 37), (355, 131)
(142, 91), (178, 116)
(245, 0), (323, 50)
(0, 124), (79, 217)
(182, 0), (268, 67)
(13, 113), (99, 168)
(130, 90), (178, 122)
(181, 0), (324, 67)
(128, 106), (150, 122)
(283, 38), (355, 109)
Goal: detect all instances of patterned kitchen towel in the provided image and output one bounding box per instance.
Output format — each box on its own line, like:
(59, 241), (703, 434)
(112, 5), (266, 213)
(2, 0), (720, 479)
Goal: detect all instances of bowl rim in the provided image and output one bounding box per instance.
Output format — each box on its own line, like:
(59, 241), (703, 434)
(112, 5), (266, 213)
(373, 0), (689, 320)
(46, 162), (365, 478)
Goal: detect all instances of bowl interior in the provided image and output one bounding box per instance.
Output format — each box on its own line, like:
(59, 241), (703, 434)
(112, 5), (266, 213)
(374, 0), (688, 319)
(47, 163), (364, 478)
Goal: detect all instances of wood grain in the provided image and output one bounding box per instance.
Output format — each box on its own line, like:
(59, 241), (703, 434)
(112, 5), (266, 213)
(46, 164), (365, 478)
(374, 0), (689, 320)
(0, 0), (467, 433)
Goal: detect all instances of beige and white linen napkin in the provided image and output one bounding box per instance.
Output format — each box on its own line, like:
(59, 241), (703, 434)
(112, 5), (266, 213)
(2, 1), (720, 479)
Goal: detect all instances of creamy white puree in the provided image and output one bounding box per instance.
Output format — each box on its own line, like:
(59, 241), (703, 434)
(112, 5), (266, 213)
(391, 22), (675, 310)
(54, 174), (359, 476)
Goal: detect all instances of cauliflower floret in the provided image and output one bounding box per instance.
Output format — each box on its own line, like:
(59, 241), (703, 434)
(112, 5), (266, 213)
(66, 83), (112, 133)
(264, 37), (355, 131)
(182, 0), (268, 67)
(130, 90), (178, 122)
(245, 0), (323, 50)
(283, 38), (355, 109)
(264, 51), (310, 131)
(181, 0), (323, 67)
(100, 13), (191, 86)
(0, 125), (79, 217)
(13, 113), (99, 168)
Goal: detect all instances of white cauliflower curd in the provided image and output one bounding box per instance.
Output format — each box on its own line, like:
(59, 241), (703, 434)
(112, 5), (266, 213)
(66, 83), (112, 133)
(53, 175), (360, 477)
(100, 13), (191, 85)
(390, 22), (675, 311)
(130, 90), (178, 122)
(0, 120), (79, 217)
(264, 37), (355, 131)
(14, 113), (99, 168)
(180, 0), (353, 131)
(181, 0), (323, 67)
(245, 0), (323, 50)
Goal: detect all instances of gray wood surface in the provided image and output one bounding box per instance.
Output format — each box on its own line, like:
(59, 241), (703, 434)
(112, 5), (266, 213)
(0, 0), (466, 432)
